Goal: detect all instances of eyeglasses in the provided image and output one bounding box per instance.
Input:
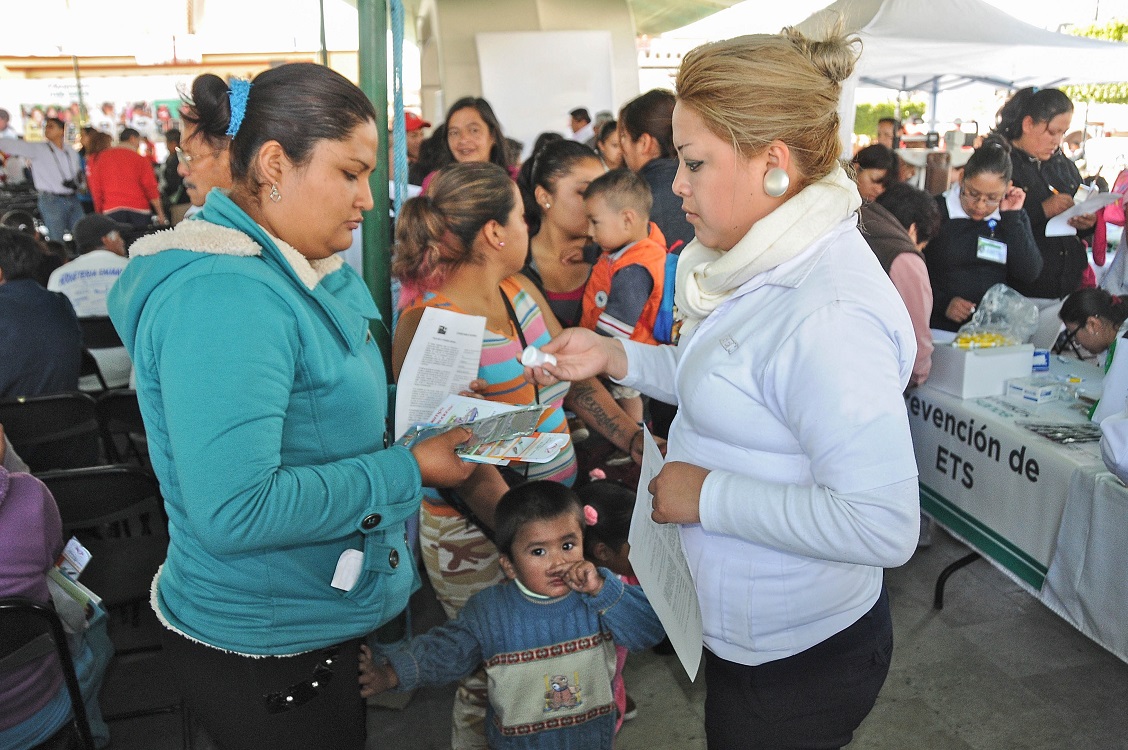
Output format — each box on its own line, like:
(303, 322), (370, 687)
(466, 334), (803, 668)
(1053, 326), (1096, 361)
(961, 184), (1005, 207)
(175, 146), (223, 169)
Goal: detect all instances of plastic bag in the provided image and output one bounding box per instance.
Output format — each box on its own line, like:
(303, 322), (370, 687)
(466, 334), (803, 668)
(953, 283), (1039, 347)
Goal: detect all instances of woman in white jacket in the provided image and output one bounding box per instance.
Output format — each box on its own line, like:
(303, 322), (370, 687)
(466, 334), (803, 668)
(529, 27), (920, 750)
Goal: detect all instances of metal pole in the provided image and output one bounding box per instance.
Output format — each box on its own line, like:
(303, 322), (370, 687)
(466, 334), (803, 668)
(318, 0), (329, 66)
(72, 56), (87, 128)
(358, 0), (392, 374)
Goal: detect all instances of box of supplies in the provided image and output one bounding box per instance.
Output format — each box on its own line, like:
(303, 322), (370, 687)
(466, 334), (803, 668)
(929, 342), (1034, 399)
(1005, 376), (1059, 405)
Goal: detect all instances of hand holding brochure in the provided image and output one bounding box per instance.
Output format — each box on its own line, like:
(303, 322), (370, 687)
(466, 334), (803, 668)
(397, 395), (568, 465)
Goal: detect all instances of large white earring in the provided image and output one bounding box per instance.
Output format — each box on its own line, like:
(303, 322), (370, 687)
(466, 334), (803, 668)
(764, 168), (789, 198)
(269, 183), (282, 203)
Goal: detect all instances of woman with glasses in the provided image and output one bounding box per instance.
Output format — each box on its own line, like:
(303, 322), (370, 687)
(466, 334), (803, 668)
(924, 137), (1041, 331)
(1057, 288), (1128, 421)
(995, 87), (1093, 300)
(175, 74), (234, 218)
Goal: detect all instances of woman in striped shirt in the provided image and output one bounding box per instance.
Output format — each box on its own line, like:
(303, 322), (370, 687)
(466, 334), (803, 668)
(392, 162), (642, 750)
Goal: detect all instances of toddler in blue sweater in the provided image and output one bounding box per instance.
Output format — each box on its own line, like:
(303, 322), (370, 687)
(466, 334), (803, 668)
(358, 480), (665, 749)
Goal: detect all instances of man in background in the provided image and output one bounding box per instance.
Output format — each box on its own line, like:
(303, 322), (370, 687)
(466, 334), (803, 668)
(0, 227), (81, 399)
(0, 117), (84, 242)
(568, 107), (597, 148)
(877, 117), (899, 149)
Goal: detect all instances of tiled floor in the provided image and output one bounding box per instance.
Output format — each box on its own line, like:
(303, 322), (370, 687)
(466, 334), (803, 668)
(102, 525), (1128, 749)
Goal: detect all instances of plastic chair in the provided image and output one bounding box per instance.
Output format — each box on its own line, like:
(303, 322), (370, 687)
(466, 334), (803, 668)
(95, 390), (148, 467)
(0, 392), (104, 472)
(35, 465), (191, 748)
(0, 597), (96, 750)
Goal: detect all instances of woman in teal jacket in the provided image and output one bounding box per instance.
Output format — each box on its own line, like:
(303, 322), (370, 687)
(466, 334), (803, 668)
(107, 64), (472, 750)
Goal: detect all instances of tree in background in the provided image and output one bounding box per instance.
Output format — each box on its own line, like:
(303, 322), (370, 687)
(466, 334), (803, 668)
(854, 101), (927, 138)
(1063, 20), (1128, 104)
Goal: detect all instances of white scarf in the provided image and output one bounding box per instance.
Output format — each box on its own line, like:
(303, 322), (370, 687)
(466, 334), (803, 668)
(674, 164), (861, 333)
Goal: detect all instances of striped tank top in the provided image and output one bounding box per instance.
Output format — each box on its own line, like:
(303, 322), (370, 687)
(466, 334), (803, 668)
(405, 276), (577, 511)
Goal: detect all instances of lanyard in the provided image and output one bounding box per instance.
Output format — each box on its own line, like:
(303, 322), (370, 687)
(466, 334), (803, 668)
(47, 143), (77, 185)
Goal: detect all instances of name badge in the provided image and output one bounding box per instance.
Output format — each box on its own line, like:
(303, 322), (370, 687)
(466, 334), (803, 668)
(976, 236), (1008, 264)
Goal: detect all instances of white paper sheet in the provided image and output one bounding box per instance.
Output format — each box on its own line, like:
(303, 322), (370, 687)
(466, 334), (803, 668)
(394, 308), (486, 438)
(1046, 191), (1124, 237)
(628, 429), (704, 680)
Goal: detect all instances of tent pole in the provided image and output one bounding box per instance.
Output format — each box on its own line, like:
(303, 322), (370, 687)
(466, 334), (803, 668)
(929, 77), (939, 132)
(358, 0), (393, 374)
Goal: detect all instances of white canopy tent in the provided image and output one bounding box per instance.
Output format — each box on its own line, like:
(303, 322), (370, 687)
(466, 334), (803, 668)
(795, 0), (1128, 149)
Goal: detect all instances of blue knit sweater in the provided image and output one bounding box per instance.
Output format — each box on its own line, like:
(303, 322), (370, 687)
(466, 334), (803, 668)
(382, 570), (665, 749)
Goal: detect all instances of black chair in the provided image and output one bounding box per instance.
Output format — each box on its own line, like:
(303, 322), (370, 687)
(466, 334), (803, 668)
(0, 597), (97, 750)
(79, 350), (109, 393)
(95, 390), (148, 467)
(36, 465), (191, 748)
(77, 317), (123, 351)
(0, 392), (104, 472)
(77, 318), (125, 394)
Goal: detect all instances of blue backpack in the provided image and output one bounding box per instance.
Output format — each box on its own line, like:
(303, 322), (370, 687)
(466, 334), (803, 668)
(653, 251), (680, 345)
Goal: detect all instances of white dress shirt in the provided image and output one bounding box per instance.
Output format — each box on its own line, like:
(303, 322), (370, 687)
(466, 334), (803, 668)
(0, 137), (82, 194)
(619, 216), (920, 666)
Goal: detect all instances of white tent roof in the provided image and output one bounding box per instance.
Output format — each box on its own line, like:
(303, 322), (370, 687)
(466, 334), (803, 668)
(798, 0), (1128, 91)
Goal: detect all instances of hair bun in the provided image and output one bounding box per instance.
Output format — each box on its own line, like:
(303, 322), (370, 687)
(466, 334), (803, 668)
(782, 24), (860, 86)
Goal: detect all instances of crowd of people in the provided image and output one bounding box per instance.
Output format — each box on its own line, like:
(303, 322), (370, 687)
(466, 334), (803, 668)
(0, 21), (1123, 750)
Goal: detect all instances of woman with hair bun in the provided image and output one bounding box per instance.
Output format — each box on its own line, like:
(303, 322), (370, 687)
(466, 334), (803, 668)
(392, 161), (642, 750)
(175, 73), (234, 214)
(995, 86), (1093, 299)
(923, 136), (1042, 330)
(531, 27), (919, 749)
(108, 63), (473, 750)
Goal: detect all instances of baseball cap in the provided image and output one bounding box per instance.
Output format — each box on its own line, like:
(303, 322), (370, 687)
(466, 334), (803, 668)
(74, 214), (130, 253)
(403, 112), (431, 132)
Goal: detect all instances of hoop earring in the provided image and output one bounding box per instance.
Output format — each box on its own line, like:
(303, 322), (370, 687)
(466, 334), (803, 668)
(269, 184), (282, 203)
(763, 168), (789, 198)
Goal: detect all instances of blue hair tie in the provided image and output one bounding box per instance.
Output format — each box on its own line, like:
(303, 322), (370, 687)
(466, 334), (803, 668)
(226, 78), (252, 138)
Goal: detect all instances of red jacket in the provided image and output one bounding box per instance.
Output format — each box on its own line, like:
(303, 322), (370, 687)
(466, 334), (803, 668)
(88, 147), (158, 213)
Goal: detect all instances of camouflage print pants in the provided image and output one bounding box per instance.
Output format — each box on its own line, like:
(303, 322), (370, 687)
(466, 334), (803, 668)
(419, 505), (505, 750)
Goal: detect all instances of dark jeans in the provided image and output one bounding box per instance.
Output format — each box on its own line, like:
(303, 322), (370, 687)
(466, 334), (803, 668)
(704, 585), (893, 750)
(159, 627), (366, 750)
(104, 209), (153, 228)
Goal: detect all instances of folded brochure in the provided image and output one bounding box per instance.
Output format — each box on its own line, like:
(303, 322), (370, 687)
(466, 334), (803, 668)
(397, 394), (570, 465)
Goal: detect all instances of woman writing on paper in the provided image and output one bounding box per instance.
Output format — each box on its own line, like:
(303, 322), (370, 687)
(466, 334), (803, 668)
(528, 28), (919, 749)
(995, 87), (1093, 300)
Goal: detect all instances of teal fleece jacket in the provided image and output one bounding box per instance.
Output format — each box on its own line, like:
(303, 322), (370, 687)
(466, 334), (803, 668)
(108, 190), (422, 655)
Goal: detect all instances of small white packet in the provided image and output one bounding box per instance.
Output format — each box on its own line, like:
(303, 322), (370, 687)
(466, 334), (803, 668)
(331, 548), (364, 591)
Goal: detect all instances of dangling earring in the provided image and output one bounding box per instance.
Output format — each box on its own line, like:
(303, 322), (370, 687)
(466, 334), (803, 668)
(269, 183), (282, 203)
(763, 168), (789, 198)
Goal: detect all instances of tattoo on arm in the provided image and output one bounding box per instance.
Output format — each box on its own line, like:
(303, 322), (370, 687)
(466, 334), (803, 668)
(566, 379), (632, 450)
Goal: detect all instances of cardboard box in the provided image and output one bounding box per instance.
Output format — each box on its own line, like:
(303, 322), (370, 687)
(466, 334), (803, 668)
(929, 343), (1034, 399)
(1005, 377), (1058, 405)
